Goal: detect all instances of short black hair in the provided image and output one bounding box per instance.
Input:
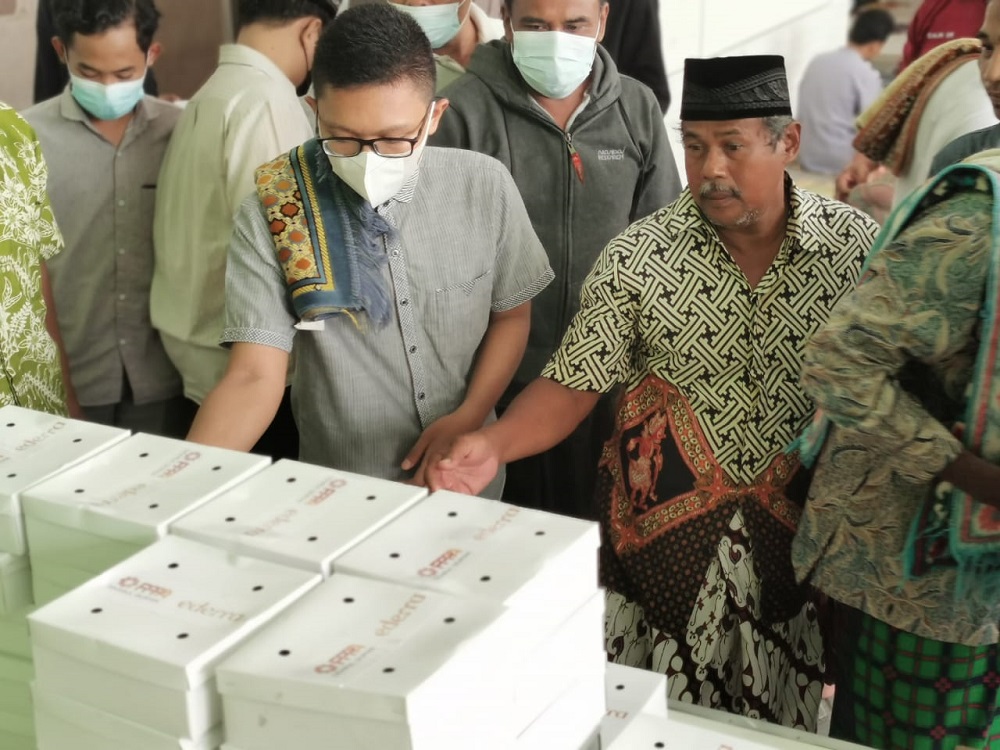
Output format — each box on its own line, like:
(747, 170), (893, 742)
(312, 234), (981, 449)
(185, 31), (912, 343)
(849, 8), (895, 45)
(313, 5), (436, 98)
(237, 0), (336, 30)
(504, 0), (607, 10)
(52, 0), (161, 53)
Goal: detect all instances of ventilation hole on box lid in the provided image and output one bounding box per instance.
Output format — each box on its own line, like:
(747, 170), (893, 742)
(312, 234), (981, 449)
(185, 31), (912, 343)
(279, 649), (291, 657)
(366, 495), (376, 501)
(225, 516), (236, 523)
(72, 438), (82, 443)
(252, 585), (263, 592)
(389, 552), (400, 559)
(535, 530), (546, 536)
(343, 597), (355, 603)
(168, 563), (179, 569)
(444, 617), (455, 624)
(74, 488), (85, 494)
(615, 684), (625, 691)
(447, 512), (457, 517)
(383, 667), (395, 674)
(5, 473), (14, 478)
(480, 575), (491, 582)
(212, 466), (221, 471)
(139, 452), (149, 458)
(307, 536), (318, 542)
(654, 743), (665, 749)
(287, 477), (297, 483)
(91, 608), (102, 614)
(149, 503), (159, 509)
(177, 633), (189, 639)
(5, 422), (14, 427)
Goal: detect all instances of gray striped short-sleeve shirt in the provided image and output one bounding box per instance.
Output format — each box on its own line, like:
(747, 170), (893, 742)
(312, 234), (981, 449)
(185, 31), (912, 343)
(224, 147), (553, 496)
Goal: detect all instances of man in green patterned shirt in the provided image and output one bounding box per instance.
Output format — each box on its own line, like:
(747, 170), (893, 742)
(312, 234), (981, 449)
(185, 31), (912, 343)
(429, 56), (878, 729)
(0, 103), (77, 417)
(796, 150), (1000, 748)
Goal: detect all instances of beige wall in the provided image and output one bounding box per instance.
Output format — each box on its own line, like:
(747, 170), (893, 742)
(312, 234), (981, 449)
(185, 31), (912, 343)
(0, 0), (38, 110)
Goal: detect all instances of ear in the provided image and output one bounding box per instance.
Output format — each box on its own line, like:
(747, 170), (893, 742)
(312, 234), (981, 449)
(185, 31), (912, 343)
(597, 2), (609, 42)
(427, 98), (450, 137)
(501, 5), (514, 43)
(781, 121), (802, 163)
(303, 16), (323, 47)
(51, 37), (67, 65)
(146, 41), (162, 67)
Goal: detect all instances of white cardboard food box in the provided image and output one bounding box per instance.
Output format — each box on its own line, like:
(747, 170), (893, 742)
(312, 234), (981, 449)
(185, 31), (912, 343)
(22, 434), (269, 602)
(605, 713), (783, 750)
(601, 663), (668, 745)
(0, 606), (33, 658)
(0, 406), (129, 555)
(171, 460), (427, 576)
(515, 673), (604, 750)
(34, 686), (223, 750)
(218, 575), (603, 750)
(28, 536), (320, 740)
(0, 552), (32, 614)
(333, 491), (599, 633)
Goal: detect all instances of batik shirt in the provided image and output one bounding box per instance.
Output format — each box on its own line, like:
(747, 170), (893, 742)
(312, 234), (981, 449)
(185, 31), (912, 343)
(542, 182), (878, 633)
(796, 181), (1000, 647)
(0, 104), (65, 415)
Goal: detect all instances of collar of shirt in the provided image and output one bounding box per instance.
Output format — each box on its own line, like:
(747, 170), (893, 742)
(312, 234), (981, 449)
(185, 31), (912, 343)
(218, 43), (297, 94)
(673, 173), (819, 258)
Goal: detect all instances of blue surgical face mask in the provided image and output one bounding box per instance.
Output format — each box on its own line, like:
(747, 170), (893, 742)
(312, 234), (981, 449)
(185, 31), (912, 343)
(511, 24), (600, 100)
(69, 70), (147, 120)
(390, 2), (465, 49)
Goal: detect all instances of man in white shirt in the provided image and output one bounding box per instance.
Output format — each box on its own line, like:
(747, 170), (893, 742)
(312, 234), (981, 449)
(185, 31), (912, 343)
(152, 0), (335, 458)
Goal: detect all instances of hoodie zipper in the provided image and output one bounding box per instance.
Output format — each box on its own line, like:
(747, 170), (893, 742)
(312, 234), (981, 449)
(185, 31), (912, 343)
(566, 133), (585, 184)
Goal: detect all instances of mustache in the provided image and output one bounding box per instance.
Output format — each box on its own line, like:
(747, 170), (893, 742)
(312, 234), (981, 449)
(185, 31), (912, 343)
(699, 182), (742, 198)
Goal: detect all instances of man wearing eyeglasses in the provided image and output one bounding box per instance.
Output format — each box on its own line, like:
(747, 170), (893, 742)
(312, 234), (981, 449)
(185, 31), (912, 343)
(152, 0), (336, 456)
(187, 4), (552, 497)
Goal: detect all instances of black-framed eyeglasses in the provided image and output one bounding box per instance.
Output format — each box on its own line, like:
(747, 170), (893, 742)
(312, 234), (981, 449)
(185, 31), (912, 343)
(317, 103), (435, 159)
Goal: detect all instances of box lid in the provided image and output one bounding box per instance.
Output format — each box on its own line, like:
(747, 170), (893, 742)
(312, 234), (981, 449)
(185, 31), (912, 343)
(171, 460), (426, 576)
(332, 491), (599, 610)
(217, 572), (512, 725)
(21, 434), (269, 544)
(0, 406), (128, 554)
(28, 536), (320, 691)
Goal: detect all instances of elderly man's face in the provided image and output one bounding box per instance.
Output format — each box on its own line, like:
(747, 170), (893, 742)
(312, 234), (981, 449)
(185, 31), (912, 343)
(503, 0), (608, 39)
(681, 118), (799, 232)
(979, 0), (1000, 118)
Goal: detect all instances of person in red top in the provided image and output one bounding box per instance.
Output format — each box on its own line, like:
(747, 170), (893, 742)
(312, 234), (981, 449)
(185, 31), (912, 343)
(900, 0), (987, 69)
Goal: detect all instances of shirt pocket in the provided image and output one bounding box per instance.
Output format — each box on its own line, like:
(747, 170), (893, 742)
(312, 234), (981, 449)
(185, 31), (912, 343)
(429, 268), (494, 339)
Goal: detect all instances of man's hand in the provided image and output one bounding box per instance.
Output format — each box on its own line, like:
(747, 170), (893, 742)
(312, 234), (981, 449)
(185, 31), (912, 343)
(424, 432), (502, 495)
(402, 410), (485, 488)
(836, 152), (876, 202)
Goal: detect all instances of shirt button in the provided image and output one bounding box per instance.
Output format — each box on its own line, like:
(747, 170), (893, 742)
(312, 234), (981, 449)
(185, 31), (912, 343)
(118, 338), (127, 346)
(391, 250), (400, 258)
(117, 199), (126, 207)
(117, 248), (126, 255)
(118, 293), (126, 301)
(400, 299), (408, 306)
(409, 345), (417, 354)
(417, 392), (426, 401)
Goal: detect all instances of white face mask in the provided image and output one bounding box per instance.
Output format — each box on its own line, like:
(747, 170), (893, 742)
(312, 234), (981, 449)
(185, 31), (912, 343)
(325, 107), (434, 207)
(511, 24), (600, 100)
(390, 1), (466, 49)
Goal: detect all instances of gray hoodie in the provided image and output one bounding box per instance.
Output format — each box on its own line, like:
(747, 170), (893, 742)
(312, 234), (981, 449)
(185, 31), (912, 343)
(432, 40), (681, 387)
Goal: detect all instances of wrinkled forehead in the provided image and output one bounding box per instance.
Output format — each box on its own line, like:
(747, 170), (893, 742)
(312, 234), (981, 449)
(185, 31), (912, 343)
(507, 0), (604, 23)
(680, 119), (769, 139)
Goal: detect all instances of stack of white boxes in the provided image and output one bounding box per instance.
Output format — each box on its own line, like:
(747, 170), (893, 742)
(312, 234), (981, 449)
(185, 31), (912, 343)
(0, 405), (128, 748)
(334, 490), (607, 747)
(171, 459), (428, 576)
(22, 433), (269, 604)
(29, 535), (321, 750)
(212, 489), (605, 749)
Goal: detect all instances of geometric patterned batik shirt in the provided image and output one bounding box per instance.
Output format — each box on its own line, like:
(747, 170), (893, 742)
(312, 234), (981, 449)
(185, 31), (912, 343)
(542, 181), (879, 634)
